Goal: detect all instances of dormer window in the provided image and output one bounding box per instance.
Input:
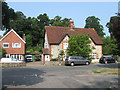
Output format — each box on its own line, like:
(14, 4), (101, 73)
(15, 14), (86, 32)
(12, 43), (21, 48)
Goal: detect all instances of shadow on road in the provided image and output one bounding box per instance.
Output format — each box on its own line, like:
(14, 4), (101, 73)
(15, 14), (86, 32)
(2, 68), (45, 87)
(81, 77), (118, 89)
(95, 63), (119, 69)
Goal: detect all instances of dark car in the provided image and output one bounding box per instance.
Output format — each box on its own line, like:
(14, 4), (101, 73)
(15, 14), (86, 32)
(99, 55), (118, 64)
(65, 56), (90, 66)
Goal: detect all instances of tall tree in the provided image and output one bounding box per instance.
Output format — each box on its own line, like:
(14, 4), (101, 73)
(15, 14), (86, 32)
(50, 16), (69, 27)
(84, 16), (105, 37)
(37, 13), (50, 30)
(67, 34), (92, 58)
(2, 2), (16, 30)
(106, 16), (120, 55)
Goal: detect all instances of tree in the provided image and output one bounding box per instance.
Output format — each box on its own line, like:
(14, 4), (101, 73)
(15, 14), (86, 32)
(101, 36), (119, 55)
(2, 2), (16, 30)
(50, 16), (69, 27)
(67, 34), (92, 58)
(37, 13), (50, 30)
(59, 50), (65, 61)
(106, 16), (120, 55)
(84, 16), (105, 37)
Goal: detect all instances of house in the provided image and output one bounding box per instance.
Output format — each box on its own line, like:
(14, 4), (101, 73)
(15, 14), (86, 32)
(42, 19), (103, 63)
(0, 29), (26, 60)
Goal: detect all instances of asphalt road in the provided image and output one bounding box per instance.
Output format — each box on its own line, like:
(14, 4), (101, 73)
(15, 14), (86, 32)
(2, 63), (119, 88)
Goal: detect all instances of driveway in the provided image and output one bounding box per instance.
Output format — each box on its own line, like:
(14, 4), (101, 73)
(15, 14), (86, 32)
(2, 63), (119, 89)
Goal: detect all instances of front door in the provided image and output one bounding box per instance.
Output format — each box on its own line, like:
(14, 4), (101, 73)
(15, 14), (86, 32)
(45, 55), (50, 61)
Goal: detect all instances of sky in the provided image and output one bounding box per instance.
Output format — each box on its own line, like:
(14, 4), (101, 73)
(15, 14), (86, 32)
(0, 1), (118, 36)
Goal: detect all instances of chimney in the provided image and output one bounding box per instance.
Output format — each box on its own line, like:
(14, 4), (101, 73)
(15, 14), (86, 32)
(68, 18), (74, 30)
(23, 33), (25, 41)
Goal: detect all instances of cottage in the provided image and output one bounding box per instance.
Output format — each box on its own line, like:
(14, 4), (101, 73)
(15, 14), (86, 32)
(42, 19), (103, 63)
(0, 29), (26, 60)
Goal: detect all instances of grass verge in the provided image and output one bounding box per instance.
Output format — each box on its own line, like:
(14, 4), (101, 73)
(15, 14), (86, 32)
(93, 68), (120, 75)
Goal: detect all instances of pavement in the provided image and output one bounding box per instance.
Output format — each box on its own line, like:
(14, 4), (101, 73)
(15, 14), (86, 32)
(2, 63), (119, 89)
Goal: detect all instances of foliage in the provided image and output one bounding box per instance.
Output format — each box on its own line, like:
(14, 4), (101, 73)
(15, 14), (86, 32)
(2, 2), (16, 30)
(67, 34), (92, 58)
(59, 50), (65, 61)
(0, 35), (2, 39)
(50, 16), (69, 27)
(106, 16), (120, 55)
(84, 16), (105, 37)
(101, 36), (119, 55)
(59, 50), (65, 56)
(51, 58), (58, 61)
(2, 48), (7, 57)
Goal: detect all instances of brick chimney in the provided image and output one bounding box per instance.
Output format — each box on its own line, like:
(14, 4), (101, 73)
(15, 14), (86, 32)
(68, 18), (74, 30)
(23, 34), (25, 41)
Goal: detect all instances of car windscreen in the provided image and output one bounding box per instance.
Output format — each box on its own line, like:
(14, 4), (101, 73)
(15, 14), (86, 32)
(27, 56), (32, 58)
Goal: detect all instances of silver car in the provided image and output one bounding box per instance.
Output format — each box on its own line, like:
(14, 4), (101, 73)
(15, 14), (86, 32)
(65, 56), (90, 66)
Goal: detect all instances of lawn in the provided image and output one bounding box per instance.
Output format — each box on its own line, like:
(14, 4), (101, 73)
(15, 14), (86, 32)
(93, 68), (120, 75)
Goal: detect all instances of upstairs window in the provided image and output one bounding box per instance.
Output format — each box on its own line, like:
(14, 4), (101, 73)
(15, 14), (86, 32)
(12, 43), (21, 48)
(3, 43), (9, 48)
(63, 42), (68, 49)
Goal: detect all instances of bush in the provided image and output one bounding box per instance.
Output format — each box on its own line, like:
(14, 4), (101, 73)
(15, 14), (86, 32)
(51, 58), (58, 61)
(2, 48), (7, 57)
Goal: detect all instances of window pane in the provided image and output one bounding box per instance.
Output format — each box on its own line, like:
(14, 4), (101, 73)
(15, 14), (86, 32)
(3, 43), (9, 48)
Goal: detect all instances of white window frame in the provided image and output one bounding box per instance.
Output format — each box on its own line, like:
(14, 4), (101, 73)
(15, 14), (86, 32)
(92, 53), (97, 58)
(63, 42), (68, 50)
(12, 43), (21, 48)
(6, 54), (10, 58)
(3, 43), (9, 48)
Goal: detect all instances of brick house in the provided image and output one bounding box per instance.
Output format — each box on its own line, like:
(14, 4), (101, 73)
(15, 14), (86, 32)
(0, 29), (26, 60)
(42, 19), (103, 63)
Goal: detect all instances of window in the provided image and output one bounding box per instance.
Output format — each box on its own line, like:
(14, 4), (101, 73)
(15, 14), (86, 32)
(3, 43), (9, 48)
(63, 42), (68, 49)
(12, 43), (21, 48)
(92, 53), (97, 59)
(6, 54), (10, 58)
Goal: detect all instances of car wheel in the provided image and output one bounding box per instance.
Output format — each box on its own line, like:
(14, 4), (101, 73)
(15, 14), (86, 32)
(86, 61), (89, 65)
(70, 62), (74, 66)
(105, 61), (107, 64)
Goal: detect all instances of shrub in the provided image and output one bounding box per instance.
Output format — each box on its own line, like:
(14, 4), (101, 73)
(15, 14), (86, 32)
(51, 58), (58, 61)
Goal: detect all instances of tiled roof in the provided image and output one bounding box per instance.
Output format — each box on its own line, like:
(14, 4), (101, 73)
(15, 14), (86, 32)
(42, 48), (50, 55)
(45, 26), (103, 45)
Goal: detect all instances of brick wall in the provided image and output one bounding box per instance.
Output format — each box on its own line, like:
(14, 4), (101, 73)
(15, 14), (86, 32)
(0, 31), (25, 54)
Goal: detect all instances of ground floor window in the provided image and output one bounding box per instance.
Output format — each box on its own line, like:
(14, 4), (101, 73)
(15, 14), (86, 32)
(92, 53), (97, 59)
(6, 54), (10, 58)
(7, 54), (23, 60)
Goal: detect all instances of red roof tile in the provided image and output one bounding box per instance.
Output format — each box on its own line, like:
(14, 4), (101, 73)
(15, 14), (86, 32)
(45, 26), (103, 45)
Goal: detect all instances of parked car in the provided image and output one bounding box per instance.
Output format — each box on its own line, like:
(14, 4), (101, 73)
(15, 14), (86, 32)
(99, 55), (118, 64)
(0, 58), (24, 63)
(25, 55), (33, 62)
(65, 56), (90, 66)
(35, 55), (41, 61)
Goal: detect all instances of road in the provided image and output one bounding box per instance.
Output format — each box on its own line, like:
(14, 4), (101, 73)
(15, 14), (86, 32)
(2, 63), (119, 89)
